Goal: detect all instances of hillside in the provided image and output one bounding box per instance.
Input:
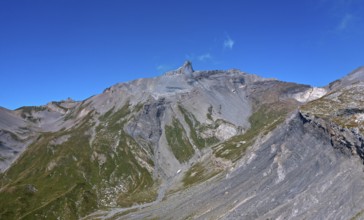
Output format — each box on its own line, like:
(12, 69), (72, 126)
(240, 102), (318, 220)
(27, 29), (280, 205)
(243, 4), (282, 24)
(1, 62), (364, 220)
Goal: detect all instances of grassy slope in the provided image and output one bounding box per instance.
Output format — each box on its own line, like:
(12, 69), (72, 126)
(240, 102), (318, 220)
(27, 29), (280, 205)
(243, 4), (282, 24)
(0, 82), (306, 219)
(178, 105), (219, 149)
(300, 86), (364, 133)
(214, 102), (294, 162)
(182, 161), (221, 188)
(0, 113), (97, 219)
(165, 118), (195, 163)
(0, 103), (156, 219)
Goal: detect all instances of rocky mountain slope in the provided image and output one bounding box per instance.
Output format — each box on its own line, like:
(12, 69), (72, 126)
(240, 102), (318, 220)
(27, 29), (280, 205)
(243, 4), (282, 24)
(1, 62), (364, 219)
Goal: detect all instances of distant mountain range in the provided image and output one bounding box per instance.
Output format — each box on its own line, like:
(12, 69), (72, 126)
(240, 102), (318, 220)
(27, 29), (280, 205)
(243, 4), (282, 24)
(1, 62), (364, 219)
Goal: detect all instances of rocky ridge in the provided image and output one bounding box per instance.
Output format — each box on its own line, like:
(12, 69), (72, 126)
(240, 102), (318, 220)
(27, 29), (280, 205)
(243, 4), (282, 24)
(0, 62), (364, 219)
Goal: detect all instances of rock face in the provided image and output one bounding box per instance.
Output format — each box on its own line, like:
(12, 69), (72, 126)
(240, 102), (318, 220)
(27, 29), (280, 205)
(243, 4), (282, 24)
(0, 99), (81, 172)
(165, 60), (194, 76)
(1, 62), (364, 219)
(116, 113), (364, 220)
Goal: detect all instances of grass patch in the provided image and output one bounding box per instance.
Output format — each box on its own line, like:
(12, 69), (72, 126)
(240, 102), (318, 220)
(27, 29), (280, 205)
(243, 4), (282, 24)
(178, 105), (205, 149)
(0, 103), (156, 219)
(178, 105), (218, 149)
(214, 103), (289, 162)
(133, 102), (144, 113)
(351, 209), (364, 220)
(300, 86), (364, 134)
(182, 162), (219, 187)
(117, 187), (157, 207)
(0, 113), (98, 219)
(165, 118), (195, 163)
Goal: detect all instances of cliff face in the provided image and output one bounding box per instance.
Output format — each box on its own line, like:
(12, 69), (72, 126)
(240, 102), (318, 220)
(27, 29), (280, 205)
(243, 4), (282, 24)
(301, 79), (364, 162)
(1, 63), (364, 219)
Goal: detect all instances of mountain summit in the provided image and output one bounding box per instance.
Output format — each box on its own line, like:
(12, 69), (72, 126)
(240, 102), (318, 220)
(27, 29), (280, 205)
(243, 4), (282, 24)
(165, 60), (194, 76)
(178, 60), (194, 75)
(1, 64), (364, 219)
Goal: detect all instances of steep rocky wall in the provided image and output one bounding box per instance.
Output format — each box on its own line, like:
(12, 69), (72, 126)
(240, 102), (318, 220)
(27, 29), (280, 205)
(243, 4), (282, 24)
(300, 111), (364, 162)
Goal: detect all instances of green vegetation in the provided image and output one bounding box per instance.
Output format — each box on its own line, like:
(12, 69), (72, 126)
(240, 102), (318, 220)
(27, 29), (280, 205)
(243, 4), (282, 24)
(351, 209), (364, 220)
(178, 105), (219, 149)
(20, 183), (97, 220)
(0, 103), (156, 219)
(214, 103), (289, 162)
(117, 187), (157, 207)
(300, 87), (364, 133)
(182, 161), (220, 187)
(165, 118), (195, 163)
(133, 102), (144, 113)
(178, 105), (205, 148)
(0, 113), (98, 219)
(94, 102), (155, 206)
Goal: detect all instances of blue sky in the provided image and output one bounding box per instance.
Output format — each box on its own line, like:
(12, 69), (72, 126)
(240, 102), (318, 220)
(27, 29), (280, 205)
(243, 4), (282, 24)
(1, 0), (363, 110)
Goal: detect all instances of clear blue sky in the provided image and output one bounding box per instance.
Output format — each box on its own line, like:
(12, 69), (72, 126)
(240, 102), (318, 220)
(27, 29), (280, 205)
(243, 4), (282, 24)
(1, 0), (363, 110)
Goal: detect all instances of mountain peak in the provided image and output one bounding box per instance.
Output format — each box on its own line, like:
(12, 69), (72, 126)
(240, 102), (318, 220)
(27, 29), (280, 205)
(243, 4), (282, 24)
(179, 60), (194, 74)
(165, 60), (194, 76)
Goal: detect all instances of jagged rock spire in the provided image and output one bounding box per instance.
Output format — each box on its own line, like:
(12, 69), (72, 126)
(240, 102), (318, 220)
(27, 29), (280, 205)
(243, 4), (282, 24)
(165, 60), (194, 76)
(178, 60), (194, 76)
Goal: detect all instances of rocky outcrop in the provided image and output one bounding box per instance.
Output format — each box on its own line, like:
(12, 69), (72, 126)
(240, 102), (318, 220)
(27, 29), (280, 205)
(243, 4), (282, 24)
(164, 60), (194, 76)
(328, 66), (364, 91)
(300, 110), (364, 162)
